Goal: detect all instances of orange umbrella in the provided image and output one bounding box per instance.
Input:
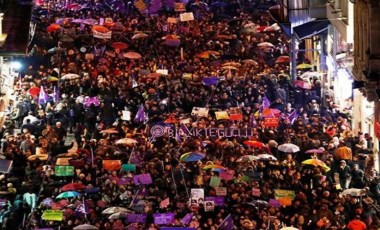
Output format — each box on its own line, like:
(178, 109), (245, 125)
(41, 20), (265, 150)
(47, 24), (61, 32)
(92, 25), (110, 33)
(111, 42), (128, 50)
(162, 34), (180, 40)
(131, 33), (148, 40)
(196, 50), (220, 59)
(100, 128), (119, 134)
(123, 51), (142, 59)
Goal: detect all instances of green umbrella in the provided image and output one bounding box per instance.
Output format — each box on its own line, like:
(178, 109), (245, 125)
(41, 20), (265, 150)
(56, 191), (81, 199)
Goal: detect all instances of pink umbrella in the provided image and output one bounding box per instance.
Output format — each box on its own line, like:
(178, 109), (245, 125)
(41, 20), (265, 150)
(294, 80), (312, 90)
(123, 51), (142, 59)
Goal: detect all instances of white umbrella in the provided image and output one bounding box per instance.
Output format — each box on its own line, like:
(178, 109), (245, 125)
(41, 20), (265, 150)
(115, 138), (138, 146)
(236, 155), (258, 162)
(257, 42), (274, 48)
(108, 211), (128, 219)
(299, 71), (322, 79)
(73, 224), (98, 230)
(341, 188), (366, 197)
(102, 206), (130, 215)
(61, 73), (80, 80)
(256, 154), (277, 161)
(277, 143), (300, 153)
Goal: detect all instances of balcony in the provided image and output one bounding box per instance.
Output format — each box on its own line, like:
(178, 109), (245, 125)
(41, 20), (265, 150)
(326, 2), (353, 43)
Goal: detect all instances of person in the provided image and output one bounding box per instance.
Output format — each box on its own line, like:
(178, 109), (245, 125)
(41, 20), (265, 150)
(337, 160), (351, 190)
(347, 215), (367, 230)
(53, 121), (66, 145)
(351, 164), (365, 188)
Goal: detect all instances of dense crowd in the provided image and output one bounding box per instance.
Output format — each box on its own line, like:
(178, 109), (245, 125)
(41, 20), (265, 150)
(0, 0), (378, 229)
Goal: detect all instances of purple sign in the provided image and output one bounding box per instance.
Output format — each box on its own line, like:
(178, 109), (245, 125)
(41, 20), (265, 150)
(117, 177), (133, 186)
(126, 214), (147, 223)
(180, 213), (193, 225)
(205, 196), (225, 206)
(133, 173), (153, 185)
(153, 213), (175, 225)
(269, 199), (281, 208)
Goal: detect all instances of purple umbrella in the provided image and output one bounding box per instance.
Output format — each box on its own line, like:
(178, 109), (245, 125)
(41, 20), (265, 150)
(164, 39), (180, 47)
(71, 19), (84, 24)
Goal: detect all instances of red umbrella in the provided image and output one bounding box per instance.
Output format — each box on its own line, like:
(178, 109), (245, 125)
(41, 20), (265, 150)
(47, 24), (61, 33)
(61, 183), (87, 192)
(111, 42), (128, 50)
(275, 56), (290, 64)
(27, 87), (41, 97)
(243, 140), (266, 148)
(294, 80), (312, 90)
(92, 25), (110, 33)
(123, 52), (142, 59)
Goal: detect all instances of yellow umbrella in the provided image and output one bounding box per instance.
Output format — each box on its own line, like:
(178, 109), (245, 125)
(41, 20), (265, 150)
(296, 63), (313, 69)
(302, 159), (330, 172)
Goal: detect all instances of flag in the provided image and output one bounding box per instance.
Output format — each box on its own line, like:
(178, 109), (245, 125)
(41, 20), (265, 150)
(262, 96), (270, 109)
(215, 111), (230, 120)
(38, 86), (48, 105)
(218, 214), (234, 230)
(160, 198), (170, 208)
(287, 110), (298, 124)
(75, 204), (88, 218)
(53, 85), (59, 103)
(134, 105), (147, 123)
(134, 0), (147, 14)
(102, 160), (122, 171)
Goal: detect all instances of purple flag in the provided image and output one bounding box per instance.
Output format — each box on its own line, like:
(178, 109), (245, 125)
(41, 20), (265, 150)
(75, 204), (88, 218)
(262, 96), (270, 109)
(287, 110), (298, 124)
(38, 86), (49, 105)
(134, 105), (147, 123)
(180, 213), (193, 225)
(53, 85), (59, 103)
(153, 213), (175, 225)
(219, 214), (234, 230)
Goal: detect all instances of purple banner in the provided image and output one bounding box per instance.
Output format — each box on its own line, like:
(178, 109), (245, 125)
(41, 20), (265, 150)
(205, 196), (225, 206)
(153, 213), (175, 225)
(126, 214), (147, 223)
(133, 173), (153, 185)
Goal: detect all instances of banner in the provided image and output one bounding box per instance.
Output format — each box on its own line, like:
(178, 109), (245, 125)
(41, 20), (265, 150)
(180, 12), (194, 21)
(93, 30), (112, 39)
(126, 214), (147, 223)
(191, 107), (209, 117)
(42, 210), (63, 221)
(229, 107), (243, 121)
(264, 117), (279, 127)
(215, 111), (230, 120)
(54, 165), (74, 176)
(153, 213), (175, 225)
(274, 189), (295, 206)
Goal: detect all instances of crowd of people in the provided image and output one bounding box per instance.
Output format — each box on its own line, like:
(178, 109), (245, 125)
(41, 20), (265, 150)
(0, 0), (378, 229)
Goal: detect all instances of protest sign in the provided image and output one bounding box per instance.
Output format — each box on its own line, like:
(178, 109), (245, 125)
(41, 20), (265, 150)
(191, 107), (209, 117)
(42, 210), (63, 221)
(191, 188), (204, 204)
(54, 165), (74, 176)
(180, 12), (194, 21)
(215, 111), (230, 120)
(126, 214), (147, 223)
(215, 187), (227, 196)
(102, 160), (122, 171)
(180, 213), (193, 225)
(133, 173), (153, 185)
(205, 196), (224, 206)
(204, 201), (215, 212)
(210, 176), (221, 187)
(153, 213), (175, 225)
(122, 110), (131, 121)
(93, 30), (112, 39)
(252, 188), (261, 197)
(121, 163), (136, 172)
(167, 17), (178, 24)
(0, 160), (12, 173)
(174, 2), (186, 12)
(268, 199), (281, 208)
(219, 170), (234, 181)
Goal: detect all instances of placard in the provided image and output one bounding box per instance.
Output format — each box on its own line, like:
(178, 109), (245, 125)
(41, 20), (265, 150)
(122, 110), (131, 121)
(209, 176), (221, 187)
(191, 107), (209, 117)
(0, 160), (12, 173)
(174, 2), (186, 12)
(204, 201), (215, 212)
(215, 187), (227, 196)
(133, 173), (153, 185)
(126, 214), (147, 223)
(167, 17), (178, 24)
(153, 213), (175, 225)
(41, 210), (63, 221)
(180, 12), (194, 22)
(264, 117), (279, 127)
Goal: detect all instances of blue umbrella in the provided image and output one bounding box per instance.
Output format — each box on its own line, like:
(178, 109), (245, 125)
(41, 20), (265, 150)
(180, 152), (206, 162)
(202, 76), (219, 86)
(85, 187), (100, 194)
(56, 191), (81, 199)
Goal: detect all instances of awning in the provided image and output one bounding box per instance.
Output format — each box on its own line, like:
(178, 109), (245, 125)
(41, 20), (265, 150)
(293, 20), (329, 40)
(279, 23), (291, 38)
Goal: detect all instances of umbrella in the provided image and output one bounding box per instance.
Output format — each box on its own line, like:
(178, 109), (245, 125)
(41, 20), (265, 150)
(47, 76), (59, 82)
(203, 164), (226, 171)
(302, 159), (330, 171)
(180, 152), (206, 162)
(66, 3), (81, 10)
(305, 149), (325, 154)
(71, 19), (84, 24)
(243, 140), (266, 148)
(335, 146), (352, 160)
(131, 33), (148, 40)
(61, 73), (80, 80)
(256, 154), (277, 161)
(92, 25), (109, 33)
(240, 27), (257, 34)
(164, 39), (181, 47)
(28, 154), (48, 161)
(108, 211), (128, 219)
(257, 42), (274, 48)
(100, 128), (119, 134)
(162, 34), (180, 40)
(47, 24), (61, 32)
(115, 138), (138, 146)
(27, 87), (41, 97)
(236, 155), (258, 162)
(61, 183), (87, 192)
(111, 42), (128, 50)
(293, 80), (312, 90)
(83, 19), (98, 25)
(73, 224), (98, 230)
(275, 56), (290, 64)
(299, 71), (322, 79)
(102, 206), (130, 215)
(222, 62), (241, 67)
(341, 188), (366, 197)
(278, 143), (300, 153)
(123, 51), (142, 59)
(221, 65), (238, 70)
(56, 191), (81, 199)
(280, 227), (299, 230)
(296, 63), (313, 69)
(242, 59), (258, 65)
(196, 51), (220, 59)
